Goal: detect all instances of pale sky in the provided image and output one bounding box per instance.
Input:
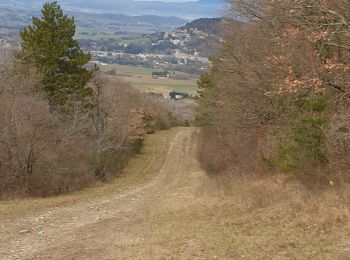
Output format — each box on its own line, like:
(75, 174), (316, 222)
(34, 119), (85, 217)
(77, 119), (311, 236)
(135, 0), (197, 2)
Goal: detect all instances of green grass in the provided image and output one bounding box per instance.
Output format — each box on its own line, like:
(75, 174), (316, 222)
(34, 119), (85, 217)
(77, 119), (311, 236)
(101, 64), (158, 75)
(131, 80), (198, 94)
(119, 36), (151, 45)
(75, 28), (120, 40)
(75, 27), (155, 40)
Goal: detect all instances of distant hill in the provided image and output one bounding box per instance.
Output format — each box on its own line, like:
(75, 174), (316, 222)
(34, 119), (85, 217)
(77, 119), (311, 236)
(0, 7), (187, 30)
(0, 0), (224, 19)
(145, 18), (230, 58)
(180, 18), (224, 36)
(71, 12), (187, 28)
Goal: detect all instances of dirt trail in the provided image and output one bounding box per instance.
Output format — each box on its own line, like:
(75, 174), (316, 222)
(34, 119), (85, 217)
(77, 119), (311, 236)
(0, 127), (206, 260)
(3, 127), (347, 259)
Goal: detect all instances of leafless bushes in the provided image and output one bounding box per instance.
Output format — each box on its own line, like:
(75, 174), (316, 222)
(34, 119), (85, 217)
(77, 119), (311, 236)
(325, 109), (350, 184)
(0, 59), (172, 199)
(198, 0), (350, 207)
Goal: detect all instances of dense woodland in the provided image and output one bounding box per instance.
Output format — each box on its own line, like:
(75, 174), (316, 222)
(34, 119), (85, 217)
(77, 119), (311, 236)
(198, 0), (350, 201)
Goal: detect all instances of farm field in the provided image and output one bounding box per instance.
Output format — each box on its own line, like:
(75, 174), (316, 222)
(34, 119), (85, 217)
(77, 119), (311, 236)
(122, 76), (198, 95)
(101, 64), (199, 96)
(76, 27), (154, 41)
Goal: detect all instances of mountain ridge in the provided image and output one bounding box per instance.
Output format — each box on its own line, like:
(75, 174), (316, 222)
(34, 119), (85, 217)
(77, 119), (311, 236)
(0, 0), (223, 18)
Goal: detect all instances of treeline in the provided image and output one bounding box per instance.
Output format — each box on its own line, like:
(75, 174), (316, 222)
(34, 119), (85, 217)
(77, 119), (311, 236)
(198, 1), (350, 190)
(0, 59), (174, 198)
(0, 2), (176, 199)
(180, 18), (224, 37)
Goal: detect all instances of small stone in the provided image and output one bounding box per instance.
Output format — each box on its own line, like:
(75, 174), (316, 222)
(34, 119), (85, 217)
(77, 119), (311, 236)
(19, 230), (31, 234)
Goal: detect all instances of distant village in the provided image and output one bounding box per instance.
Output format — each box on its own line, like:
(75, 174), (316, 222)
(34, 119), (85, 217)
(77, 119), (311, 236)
(90, 49), (209, 69)
(84, 25), (218, 75)
(1, 16), (220, 76)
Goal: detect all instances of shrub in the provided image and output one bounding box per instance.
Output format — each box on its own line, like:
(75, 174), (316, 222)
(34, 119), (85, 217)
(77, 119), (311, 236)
(129, 138), (144, 154)
(197, 0), (350, 188)
(0, 62), (170, 198)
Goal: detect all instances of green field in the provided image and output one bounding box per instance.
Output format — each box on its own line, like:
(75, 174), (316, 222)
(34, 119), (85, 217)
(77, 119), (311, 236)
(100, 64), (156, 74)
(127, 78), (198, 95)
(75, 27), (154, 41)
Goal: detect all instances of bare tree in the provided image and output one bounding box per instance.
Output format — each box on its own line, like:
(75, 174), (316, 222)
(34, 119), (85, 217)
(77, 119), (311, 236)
(198, 0), (350, 184)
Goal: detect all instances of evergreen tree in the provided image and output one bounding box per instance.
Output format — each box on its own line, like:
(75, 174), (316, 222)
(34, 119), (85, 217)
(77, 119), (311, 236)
(18, 1), (94, 111)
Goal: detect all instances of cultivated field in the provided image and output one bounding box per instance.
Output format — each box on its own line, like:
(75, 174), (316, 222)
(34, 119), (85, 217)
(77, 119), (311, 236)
(76, 28), (153, 41)
(101, 64), (199, 96)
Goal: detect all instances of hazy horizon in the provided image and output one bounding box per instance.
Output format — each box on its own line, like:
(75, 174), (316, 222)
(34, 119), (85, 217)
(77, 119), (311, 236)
(0, 0), (224, 19)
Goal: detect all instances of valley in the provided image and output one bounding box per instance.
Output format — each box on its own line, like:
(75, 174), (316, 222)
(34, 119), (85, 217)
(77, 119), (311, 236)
(2, 1), (350, 259)
(0, 0), (223, 18)
(0, 7), (223, 97)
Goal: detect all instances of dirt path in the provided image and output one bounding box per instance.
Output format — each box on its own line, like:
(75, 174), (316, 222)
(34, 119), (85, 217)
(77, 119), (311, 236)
(2, 127), (349, 260)
(0, 127), (207, 260)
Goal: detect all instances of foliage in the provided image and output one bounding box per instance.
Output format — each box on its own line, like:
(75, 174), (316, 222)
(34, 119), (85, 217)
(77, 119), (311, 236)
(293, 116), (328, 162)
(129, 138), (144, 154)
(195, 72), (215, 127)
(197, 0), (350, 185)
(306, 94), (329, 113)
(0, 59), (171, 198)
(267, 94), (329, 172)
(17, 2), (94, 111)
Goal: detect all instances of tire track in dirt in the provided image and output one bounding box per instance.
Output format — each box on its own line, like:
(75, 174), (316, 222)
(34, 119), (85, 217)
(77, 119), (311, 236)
(0, 128), (200, 260)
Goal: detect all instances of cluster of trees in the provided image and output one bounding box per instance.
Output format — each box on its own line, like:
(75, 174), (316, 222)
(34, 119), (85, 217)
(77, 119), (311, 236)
(152, 71), (170, 77)
(198, 0), (350, 186)
(180, 18), (223, 37)
(0, 2), (174, 198)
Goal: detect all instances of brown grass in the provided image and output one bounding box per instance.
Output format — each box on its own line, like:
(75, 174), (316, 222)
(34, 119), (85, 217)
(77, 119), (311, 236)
(1, 128), (349, 259)
(107, 74), (198, 96)
(132, 172), (350, 259)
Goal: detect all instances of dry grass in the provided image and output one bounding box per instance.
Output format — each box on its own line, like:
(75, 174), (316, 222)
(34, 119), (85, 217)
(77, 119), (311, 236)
(107, 74), (198, 96)
(104, 131), (350, 259)
(127, 173), (350, 259)
(2, 127), (350, 259)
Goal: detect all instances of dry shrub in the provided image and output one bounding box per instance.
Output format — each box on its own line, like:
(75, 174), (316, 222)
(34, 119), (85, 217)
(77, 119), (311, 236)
(0, 62), (94, 197)
(198, 127), (259, 175)
(0, 60), (172, 199)
(197, 0), (350, 212)
(101, 75), (192, 132)
(325, 109), (350, 184)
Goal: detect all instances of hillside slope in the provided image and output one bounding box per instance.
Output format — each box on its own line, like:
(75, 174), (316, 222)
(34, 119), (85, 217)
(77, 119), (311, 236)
(1, 127), (349, 259)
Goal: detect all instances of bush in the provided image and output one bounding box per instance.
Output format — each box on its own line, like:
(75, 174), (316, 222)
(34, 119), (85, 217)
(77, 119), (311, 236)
(129, 138), (144, 154)
(265, 94), (329, 174)
(0, 61), (170, 199)
(197, 0), (350, 189)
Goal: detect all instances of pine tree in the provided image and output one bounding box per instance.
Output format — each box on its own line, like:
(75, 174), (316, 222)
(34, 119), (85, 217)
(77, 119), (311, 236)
(18, 1), (94, 111)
